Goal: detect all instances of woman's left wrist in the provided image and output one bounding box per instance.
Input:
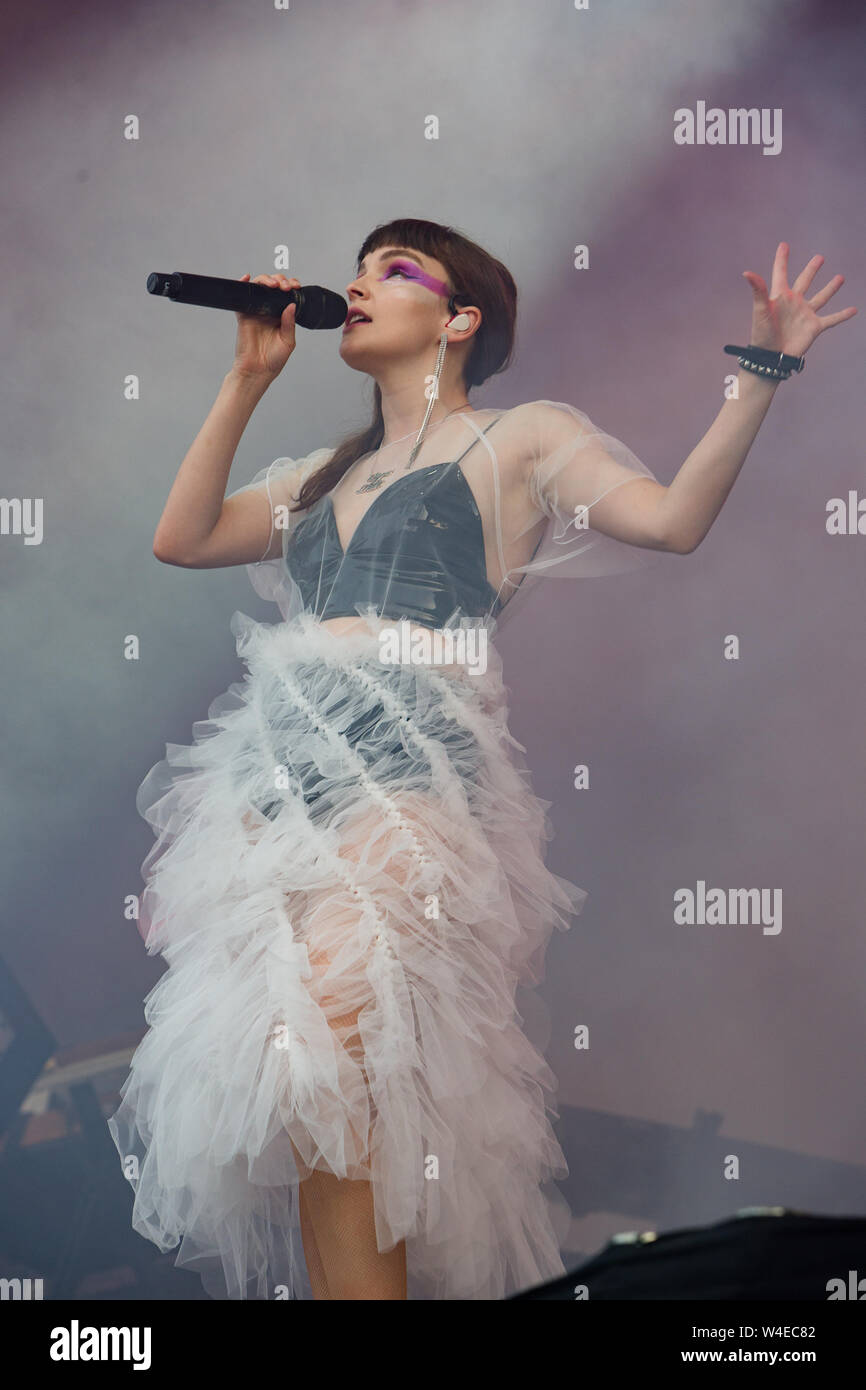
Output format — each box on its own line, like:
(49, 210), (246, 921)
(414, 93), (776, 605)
(736, 365), (781, 398)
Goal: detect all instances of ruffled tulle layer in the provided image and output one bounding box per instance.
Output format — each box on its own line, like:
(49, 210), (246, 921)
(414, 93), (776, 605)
(107, 609), (587, 1299)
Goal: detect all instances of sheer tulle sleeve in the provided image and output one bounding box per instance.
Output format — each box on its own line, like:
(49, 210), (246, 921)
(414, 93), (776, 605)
(226, 447), (334, 619)
(507, 399), (663, 589)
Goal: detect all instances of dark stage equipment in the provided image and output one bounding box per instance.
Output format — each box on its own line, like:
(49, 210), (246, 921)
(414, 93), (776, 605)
(510, 1208), (866, 1299)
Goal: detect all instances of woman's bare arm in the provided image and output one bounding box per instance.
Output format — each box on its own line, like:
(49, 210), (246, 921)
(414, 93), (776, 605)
(153, 268), (302, 568)
(153, 370), (282, 568)
(582, 367), (780, 555)
(650, 368), (780, 553)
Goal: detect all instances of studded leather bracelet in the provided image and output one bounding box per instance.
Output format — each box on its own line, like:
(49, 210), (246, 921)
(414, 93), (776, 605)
(724, 343), (806, 381)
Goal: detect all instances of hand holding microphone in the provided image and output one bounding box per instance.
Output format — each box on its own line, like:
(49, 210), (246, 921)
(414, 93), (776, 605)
(233, 272), (300, 381)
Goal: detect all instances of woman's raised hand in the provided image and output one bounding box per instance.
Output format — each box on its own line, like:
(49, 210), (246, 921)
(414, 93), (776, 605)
(742, 243), (857, 359)
(231, 272), (300, 380)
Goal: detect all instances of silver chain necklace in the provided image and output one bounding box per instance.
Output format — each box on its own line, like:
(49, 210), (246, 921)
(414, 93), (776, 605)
(354, 406), (466, 494)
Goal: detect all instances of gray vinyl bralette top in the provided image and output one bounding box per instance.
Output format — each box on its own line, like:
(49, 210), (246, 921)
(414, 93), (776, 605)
(284, 419), (502, 626)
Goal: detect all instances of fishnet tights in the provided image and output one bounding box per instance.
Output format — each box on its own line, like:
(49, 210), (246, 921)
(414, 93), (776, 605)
(291, 1137), (407, 1300)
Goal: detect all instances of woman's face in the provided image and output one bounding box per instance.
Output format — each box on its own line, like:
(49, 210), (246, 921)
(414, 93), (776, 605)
(338, 245), (455, 372)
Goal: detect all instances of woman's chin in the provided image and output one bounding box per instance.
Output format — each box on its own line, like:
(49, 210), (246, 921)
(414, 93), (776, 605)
(338, 339), (375, 371)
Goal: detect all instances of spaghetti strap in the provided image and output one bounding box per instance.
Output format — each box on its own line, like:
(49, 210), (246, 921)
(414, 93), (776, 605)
(451, 414), (502, 466)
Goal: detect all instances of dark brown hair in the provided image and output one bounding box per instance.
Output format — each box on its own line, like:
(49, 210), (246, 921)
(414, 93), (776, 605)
(291, 217), (518, 513)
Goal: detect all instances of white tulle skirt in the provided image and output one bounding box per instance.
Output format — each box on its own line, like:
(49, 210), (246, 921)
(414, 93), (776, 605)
(107, 608), (587, 1300)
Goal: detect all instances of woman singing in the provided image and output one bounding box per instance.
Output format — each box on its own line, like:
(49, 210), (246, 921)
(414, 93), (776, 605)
(108, 219), (854, 1300)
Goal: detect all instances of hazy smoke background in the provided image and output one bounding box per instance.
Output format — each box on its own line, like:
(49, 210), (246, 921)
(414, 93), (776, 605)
(2, 0), (864, 1252)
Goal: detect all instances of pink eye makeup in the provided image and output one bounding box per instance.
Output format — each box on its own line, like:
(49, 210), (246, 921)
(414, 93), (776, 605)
(383, 261), (425, 282)
(375, 259), (451, 299)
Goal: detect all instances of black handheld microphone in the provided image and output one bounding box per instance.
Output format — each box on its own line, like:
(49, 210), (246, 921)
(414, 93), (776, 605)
(146, 271), (348, 330)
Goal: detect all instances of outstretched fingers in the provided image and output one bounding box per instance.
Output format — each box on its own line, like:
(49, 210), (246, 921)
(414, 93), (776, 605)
(769, 241), (790, 298)
(742, 270), (768, 299)
(792, 253), (827, 297)
(748, 243), (857, 334)
(815, 302), (858, 332)
(807, 271), (849, 310)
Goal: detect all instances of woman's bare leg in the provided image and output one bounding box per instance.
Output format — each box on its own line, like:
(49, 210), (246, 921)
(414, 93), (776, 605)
(241, 810), (406, 1300)
(288, 1032), (408, 1301)
(286, 940), (409, 1300)
(281, 798), (432, 1302)
(298, 1166), (407, 1300)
